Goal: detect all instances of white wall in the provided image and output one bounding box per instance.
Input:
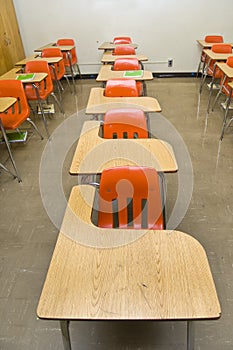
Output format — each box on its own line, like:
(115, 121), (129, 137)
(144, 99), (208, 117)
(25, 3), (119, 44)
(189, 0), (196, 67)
(13, 0), (233, 74)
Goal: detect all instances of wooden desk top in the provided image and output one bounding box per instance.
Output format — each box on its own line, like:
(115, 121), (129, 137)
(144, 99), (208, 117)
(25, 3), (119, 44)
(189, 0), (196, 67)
(34, 43), (74, 52)
(98, 42), (138, 50)
(217, 62), (233, 78)
(70, 121), (178, 174)
(203, 49), (233, 61)
(101, 52), (148, 63)
(197, 40), (233, 48)
(96, 65), (153, 82)
(86, 88), (161, 114)
(15, 55), (62, 67)
(37, 185), (221, 321)
(0, 97), (17, 113)
(0, 70), (48, 83)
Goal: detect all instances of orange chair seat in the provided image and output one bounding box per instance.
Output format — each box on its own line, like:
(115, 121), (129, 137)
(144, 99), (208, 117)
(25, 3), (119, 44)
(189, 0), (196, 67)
(0, 112), (28, 130)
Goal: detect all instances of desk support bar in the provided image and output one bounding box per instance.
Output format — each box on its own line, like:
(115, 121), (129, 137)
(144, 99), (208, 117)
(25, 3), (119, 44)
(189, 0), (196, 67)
(187, 321), (195, 350)
(60, 320), (72, 350)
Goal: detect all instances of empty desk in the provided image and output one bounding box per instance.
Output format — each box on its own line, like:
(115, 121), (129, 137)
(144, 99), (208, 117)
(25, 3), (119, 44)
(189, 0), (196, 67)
(37, 184), (221, 350)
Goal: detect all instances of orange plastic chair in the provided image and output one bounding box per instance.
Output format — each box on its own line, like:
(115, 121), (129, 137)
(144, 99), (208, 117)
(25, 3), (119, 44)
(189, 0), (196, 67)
(103, 108), (148, 139)
(97, 166), (164, 229)
(0, 80), (43, 180)
(56, 38), (81, 78)
(207, 44), (232, 76)
(113, 59), (143, 95)
(113, 45), (136, 55)
(113, 36), (132, 44)
(197, 35), (224, 77)
(41, 47), (71, 93)
(113, 58), (140, 71)
(24, 60), (64, 136)
(105, 79), (140, 97)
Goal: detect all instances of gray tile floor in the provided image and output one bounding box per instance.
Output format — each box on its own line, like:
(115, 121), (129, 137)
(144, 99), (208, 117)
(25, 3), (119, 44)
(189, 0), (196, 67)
(0, 77), (233, 349)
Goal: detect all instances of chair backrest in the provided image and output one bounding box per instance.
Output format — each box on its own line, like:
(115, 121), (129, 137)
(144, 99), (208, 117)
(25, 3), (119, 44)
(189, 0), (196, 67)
(205, 35), (223, 43)
(113, 58), (140, 71)
(0, 80), (30, 127)
(56, 38), (77, 66)
(24, 60), (53, 100)
(105, 79), (139, 97)
(103, 108), (148, 139)
(41, 47), (65, 80)
(220, 56), (233, 95)
(211, 44), (232, 53)
(113, 36), (132, 44)
(226, 56), (233, 68)
(97, 166), (164, 230)
(113, 45), (136, 55)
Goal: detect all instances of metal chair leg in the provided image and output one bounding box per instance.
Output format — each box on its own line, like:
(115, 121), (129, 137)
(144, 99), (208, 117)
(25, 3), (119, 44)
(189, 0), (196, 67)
(51, 92), (65, 115)
(211, 76), (226, 112)
(32, 83), (50, 139)
(0, 120), (21, 182)
(67, 52), (76, 94)
(220, 92), (232, 140)
(64, 76), (73, 94)
(27, 117), (44, 140)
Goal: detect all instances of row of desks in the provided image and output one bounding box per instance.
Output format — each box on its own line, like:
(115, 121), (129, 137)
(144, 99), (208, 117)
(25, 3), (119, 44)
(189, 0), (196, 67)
(35, 40), (221, 350)
(197, 39), (233, 139)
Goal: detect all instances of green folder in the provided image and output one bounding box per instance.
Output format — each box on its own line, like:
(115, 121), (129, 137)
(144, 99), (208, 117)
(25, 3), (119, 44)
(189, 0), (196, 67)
(2, 131), (28, 143)
(123, 70), (143, 78)
(16, 73), (35, 81)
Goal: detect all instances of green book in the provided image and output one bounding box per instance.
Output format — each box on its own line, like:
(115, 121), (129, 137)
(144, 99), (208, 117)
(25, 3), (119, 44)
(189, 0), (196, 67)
(16, 73), (35, 81)
(123, 70), (143, 78)
(3, 131), (28, 143)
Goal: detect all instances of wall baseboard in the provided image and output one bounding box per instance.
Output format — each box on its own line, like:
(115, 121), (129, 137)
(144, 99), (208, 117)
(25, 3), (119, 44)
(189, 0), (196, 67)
(75, 72), (199, 80)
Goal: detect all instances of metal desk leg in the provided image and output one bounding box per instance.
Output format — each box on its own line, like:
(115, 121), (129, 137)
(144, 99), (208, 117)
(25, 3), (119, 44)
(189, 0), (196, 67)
(60, 320), (72, 350)
(67, 51), (76, 94)
(206, 63), (218, 113)
(187, 321), (195, 350)
(143, 81), (147, 96)
(0, 119), (21, 182)
(220, 88), (232, 140)
(32, 83), (50, 139)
